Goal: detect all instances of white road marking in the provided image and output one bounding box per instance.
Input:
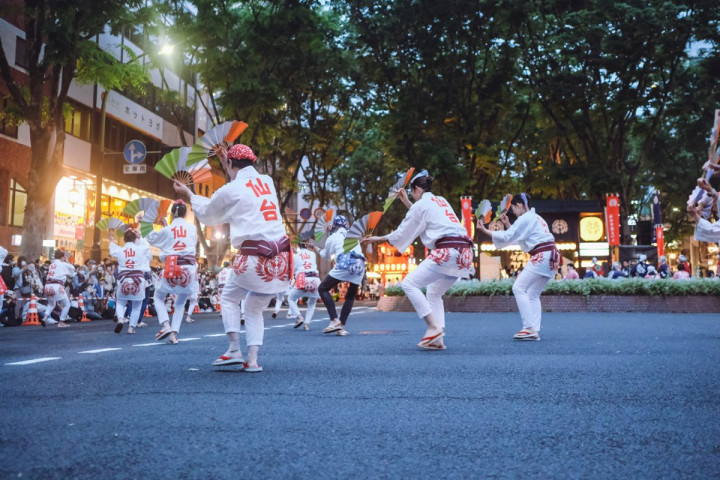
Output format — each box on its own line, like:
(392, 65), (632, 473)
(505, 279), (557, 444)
(204, 334), (226, 337)
(133, 343), (163, 347)
(178, 337), (200, 342)
(5, 357), (61, 366)
(79, 348), (122, 354)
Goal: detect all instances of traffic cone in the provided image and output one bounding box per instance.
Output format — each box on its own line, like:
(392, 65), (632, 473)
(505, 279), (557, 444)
(144, 305), (152, 317)
(78, 295), (90, 322)
(22, 294), (41, 326)
(193, 303), (200, 314)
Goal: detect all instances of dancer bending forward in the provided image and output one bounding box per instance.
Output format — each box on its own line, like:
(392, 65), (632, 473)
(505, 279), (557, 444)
(288, 239), (321, 331)
(477, 193), (559, 341)
(364, 171), (473, 350)
(146, 200), (199, 344)
(311, 215), (366, 336)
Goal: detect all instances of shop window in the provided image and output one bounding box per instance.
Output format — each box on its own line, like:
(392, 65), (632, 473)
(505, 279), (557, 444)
(0, 97), (19, 138)
(64, 102), (91, 141)
(8, 178), (27, 227)
(14, 37), (28, 69)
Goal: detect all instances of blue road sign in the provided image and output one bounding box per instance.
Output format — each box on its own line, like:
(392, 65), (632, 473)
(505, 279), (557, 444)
(123, 140), (147, 164)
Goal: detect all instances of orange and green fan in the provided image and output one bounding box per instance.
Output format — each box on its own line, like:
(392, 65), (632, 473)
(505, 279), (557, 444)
(476, 199), (492, 224)
(314, 209), (335, 245)
(344, 211), (383, 252)
(155, 147), (212, 186)
(95, 217), (129, 232)
(187, 120), (248, 163)
(494, 194), (512, 221)
(384, 167), (415, 212)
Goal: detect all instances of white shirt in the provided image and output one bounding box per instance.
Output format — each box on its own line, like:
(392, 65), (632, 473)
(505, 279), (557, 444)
(319, 228), (348, 262)
(387, 192), (466, 251)
(491, 208), (554, 252)
(0, 246), (7, 265)
(695, 218), (720, 243)
(190, 166), (286, 246)
(47, 259), (75, 282)
(109, 239), (152, 272)
(146, 217), (197, 260)
(294, 248), (319, 274)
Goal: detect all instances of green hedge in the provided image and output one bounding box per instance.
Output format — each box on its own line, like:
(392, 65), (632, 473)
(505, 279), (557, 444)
(383, 278), (720, 298)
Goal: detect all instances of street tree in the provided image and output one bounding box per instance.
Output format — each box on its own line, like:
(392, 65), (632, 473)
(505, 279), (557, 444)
(0, 0), (145, 258)
(510, 0), (720, 243)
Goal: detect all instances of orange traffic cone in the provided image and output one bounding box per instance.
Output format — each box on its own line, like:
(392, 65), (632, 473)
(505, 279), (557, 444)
(144, 306), (152, 317)
(78, 295), (90, 322)
(22, 294), (41, 326)
(193, 303), (200, 314)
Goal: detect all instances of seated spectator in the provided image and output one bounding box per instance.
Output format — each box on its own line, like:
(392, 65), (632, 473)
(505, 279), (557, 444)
(608, 262), (628, 279)
(564, 263), (580, 280)
(673, 263), (690, 280)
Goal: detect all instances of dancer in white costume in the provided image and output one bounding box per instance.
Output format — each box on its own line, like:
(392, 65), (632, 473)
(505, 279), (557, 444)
(41, 250), (76, 328)
(477, 193), (559, 341)
(311, 215), (366, 336)
(109, 229), (152, 334)
(288, 238), (321, 331)
(364, 171), (473, 349)
(271, 289), (289, 318)
(691, 178), (720, 242)
(145, 200), (199, 344)
(175, 144), (291, 372)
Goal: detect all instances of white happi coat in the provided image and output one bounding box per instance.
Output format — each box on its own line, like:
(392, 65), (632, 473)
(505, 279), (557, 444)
(110, 239), (152, 301)
(694, 218), (720, 243)
(190, 166), (290, 294)
(44, 259), (75, 300)
(387, 192), (474, 277)
(291, 247), (321, 298)
(492, 208), (557, 278)
(146, 217), (199, 294)
(320, 228), (366, 285)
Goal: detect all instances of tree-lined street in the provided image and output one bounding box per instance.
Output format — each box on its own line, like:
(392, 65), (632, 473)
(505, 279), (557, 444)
(1, 307), (718, 478)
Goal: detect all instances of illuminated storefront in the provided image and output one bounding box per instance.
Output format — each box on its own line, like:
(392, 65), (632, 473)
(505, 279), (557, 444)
(369, 243), (417, 285)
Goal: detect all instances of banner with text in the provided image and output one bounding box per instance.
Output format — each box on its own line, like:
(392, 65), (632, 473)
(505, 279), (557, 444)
(460, 196), (473, 239)
(655, 226), (665, 257)
(606, 194), (621, 246)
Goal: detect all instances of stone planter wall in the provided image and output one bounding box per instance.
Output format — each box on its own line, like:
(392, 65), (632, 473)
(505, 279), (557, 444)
(377, 294), (720, 313)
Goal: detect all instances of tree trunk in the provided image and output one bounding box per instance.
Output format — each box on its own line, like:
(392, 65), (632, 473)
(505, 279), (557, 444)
(20, 127), (64, 259)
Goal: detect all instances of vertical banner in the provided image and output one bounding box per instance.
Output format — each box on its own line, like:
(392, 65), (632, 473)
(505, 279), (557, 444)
(655, 226), (665, 257)
(606, 194), (621, 246)
(460, 196), (473, 238)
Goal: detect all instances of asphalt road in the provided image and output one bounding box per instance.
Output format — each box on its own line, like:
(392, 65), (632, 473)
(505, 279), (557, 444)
(0, 303), (718, 479)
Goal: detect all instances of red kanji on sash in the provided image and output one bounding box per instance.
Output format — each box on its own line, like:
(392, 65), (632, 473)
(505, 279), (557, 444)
(246, 178), (272, 197)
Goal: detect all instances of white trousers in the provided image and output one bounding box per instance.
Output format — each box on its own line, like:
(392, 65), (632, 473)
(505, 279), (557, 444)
(401, 259), (458, 330)
(154, 289), (188, 334)
(116, 298), (144, 328)
(221, 276), (272, 347)
(512, 268), (551, 331)
(287, 289), (318, 323)
(43, 284), (70, 322)
(273, 291), (286, 313)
